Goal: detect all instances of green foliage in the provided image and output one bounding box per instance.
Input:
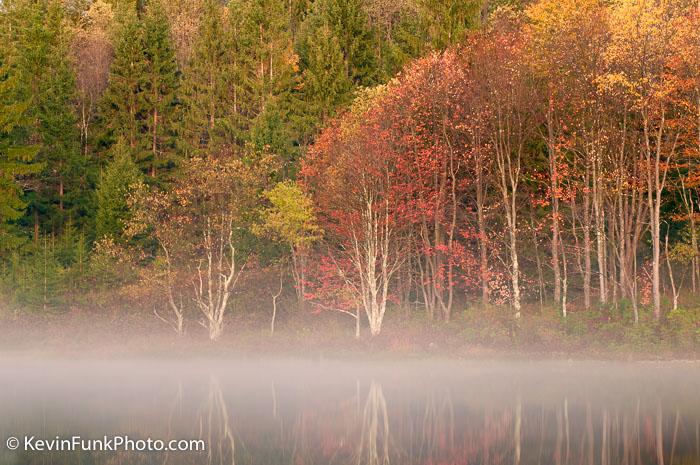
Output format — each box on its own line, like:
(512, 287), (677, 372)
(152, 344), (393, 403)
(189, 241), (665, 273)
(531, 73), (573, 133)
(298, 24), (353, 129)
(0, 41), (41, 253)
(250, 102), (300, 175)
(6, 0), (87, 234)
(99, 2), (179, 178)
(95, 139), (144, 241)
(257, 180), (322, 250)
(141, 0), (180, 176)
(179, 0), (236, 152)
(0, 232), (92, 311)
(235, 0), (300, 163)
(98, 12), (146, 149)
(666, 307), (700, 348)
(88, 236), (139, 288)
(415, 0), (481, 49)
(299, 0), (378, 87)
(669, 241), (696, 265)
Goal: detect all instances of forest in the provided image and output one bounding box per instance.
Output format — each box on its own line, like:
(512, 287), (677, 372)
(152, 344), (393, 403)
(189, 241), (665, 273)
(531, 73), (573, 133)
(1, 0), (700, 354)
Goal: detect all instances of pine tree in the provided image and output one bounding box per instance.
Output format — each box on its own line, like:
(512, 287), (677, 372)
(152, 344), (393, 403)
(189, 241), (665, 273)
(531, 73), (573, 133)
(363, 0), (428, 79)
(415, 0), (481, 49)
(0, 26), (41, 253)
(8, 0), (85, 237)
(180, 0), (235, 153)
(234, 0), (297, 115)
(297, 24), (352, 134)
(141, 0), (179, 178)
(95, 139), (143, 240)
(300, 0), (379, 87)
(98, 12), (147, 153)
(290, 0), (378, 147)
(38, 1), (86, 228)
(235, 0), (300, 167)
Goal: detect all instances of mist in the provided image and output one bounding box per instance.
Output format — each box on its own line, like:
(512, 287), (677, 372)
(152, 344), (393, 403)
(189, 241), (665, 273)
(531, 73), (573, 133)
(0, 358), (698, 464)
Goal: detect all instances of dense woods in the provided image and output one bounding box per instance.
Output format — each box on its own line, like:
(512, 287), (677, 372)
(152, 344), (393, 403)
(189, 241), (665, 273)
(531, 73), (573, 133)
(1, 0), (700, 349)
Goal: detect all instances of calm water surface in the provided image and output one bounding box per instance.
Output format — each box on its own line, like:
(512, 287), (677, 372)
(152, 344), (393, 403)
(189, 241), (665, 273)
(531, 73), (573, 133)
(0, 359), (698, 464)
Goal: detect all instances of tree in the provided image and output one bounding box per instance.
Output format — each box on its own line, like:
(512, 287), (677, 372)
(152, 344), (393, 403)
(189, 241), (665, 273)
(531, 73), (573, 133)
(303, 88), (403, 336)
(378, 51), (471, 322)
(234, 0), (297, 115)
(471, 12), (535, 319)
(414, 0), (481, 49)
(130, 152), (274, 340)
(257, 180), (322, 307)
(669, 8), (700, 293)
(0, 36), (41, 253)
(526, 0), (610, 311)
(10, 0), (85, 235)
(141, 0), (179, 178)
(602, 0), (684, 320)
(179, 0), (235, 153)
(95, 139), (143, 240)
(98, 11), (146, 153)
(70, 0), (114, 160)
(299, 0), (379, 88)
(160, 0), (203, 66)
(297, 23), (353, 132)
(235, 0), (300, 164)
(99, 2), (179, 180)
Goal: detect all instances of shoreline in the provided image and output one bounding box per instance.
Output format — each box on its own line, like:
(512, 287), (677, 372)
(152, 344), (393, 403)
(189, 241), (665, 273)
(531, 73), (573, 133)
(2, 304), (699, 361)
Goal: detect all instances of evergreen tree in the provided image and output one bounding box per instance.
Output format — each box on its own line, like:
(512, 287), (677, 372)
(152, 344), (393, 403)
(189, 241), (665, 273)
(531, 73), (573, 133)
(288, 0), (378, 152)
(95, 139), (143, 240)
(296, 24), (352, 137)
(8, 0), (86, 236)
(180, 0), (235, 153)
(39, 1), (87, 228)
(98, 12), (147, 153)
(300, 0), (379, 88)
(141, 0), (179, 178)
(234, 0), (297, 115)
(415, 0), (481, 49)
(0, 26), (41, 253)
(288, 0), (312, 38)
(236, 0), (301, 168)
(363, 1), (428, 79)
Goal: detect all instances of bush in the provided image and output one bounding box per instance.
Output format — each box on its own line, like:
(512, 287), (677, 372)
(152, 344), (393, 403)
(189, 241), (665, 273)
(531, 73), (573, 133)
(666, 307), (700, 349)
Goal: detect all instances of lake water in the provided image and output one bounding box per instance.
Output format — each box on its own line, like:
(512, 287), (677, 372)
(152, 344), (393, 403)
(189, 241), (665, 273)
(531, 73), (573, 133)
(0, 359), (698, 464)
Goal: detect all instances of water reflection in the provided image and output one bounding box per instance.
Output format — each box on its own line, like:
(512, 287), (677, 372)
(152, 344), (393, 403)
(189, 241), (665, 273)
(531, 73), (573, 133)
(0, 360), (698, 465)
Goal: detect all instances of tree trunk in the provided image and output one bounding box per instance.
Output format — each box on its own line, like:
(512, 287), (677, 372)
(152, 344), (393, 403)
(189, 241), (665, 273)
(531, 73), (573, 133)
(593, 153), (607, 305)
(476, 148), (490, 306)
(583, 158), (592, 310)
(548, 95), (561, 305)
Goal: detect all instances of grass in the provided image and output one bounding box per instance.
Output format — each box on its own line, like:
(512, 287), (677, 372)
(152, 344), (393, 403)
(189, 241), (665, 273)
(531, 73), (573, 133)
(0, 291), (699, 359)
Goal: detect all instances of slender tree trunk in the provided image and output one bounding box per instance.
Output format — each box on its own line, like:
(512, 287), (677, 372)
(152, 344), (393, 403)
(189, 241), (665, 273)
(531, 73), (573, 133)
(645, 111), (674, 320)
(151, 106), (158, 177)
(530, 209), (546, 311)
(270, 266), (283, 336)
(665, 232), (679, 311)
(561, 238), (568, 318)
(494, 113), (522, 319)
(583, 157), (592, 310)
(548, 95), (561, 304)
(510, 222), (521, 319)
(59, 178), (64, 211)
(593, 152), (607, 304)
(34, 210), (39, 245)
(476, 159), (490, 305)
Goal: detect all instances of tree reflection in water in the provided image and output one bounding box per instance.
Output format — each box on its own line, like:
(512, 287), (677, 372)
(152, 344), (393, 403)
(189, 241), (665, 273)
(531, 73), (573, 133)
(2, 361), (700, 465)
